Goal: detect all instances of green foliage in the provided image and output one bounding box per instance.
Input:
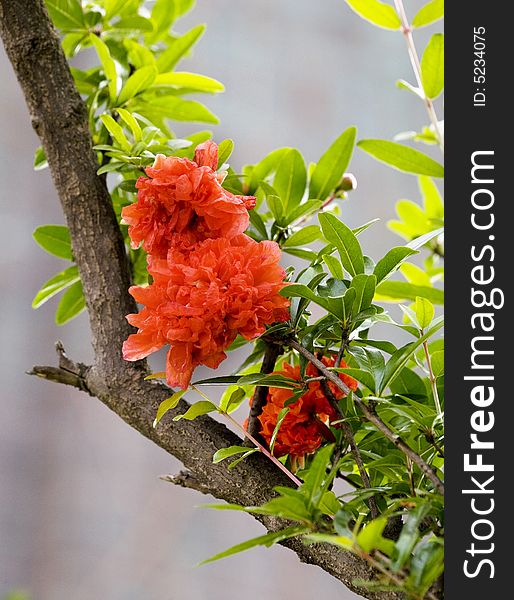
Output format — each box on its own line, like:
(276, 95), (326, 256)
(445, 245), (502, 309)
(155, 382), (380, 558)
(412, 0), (444, 29)
(358, 139), (444, 177)
(421, 34), (444, 100)
(343, 0), (401, 30)
(33, 2), (445, 595)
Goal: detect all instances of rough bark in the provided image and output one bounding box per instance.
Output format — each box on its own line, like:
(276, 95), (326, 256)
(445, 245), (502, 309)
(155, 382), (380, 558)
(0, 2), (420, 598)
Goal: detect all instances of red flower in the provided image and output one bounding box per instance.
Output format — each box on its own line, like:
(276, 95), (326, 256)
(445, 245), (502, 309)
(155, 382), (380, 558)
(257, 357), (358, 458)
(121, 141), (256, 257)
(123, 235), (290, 389)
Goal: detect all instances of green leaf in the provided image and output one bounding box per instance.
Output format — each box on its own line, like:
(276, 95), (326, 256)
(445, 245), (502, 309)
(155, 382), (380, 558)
(379, 319), (444, 393)
(349, 346), (386, 383)
(89, 34), (118, 102)
(358, 139), (444, 178)
(153, 390), (187, 427)
(217, 139), (234, 167)
(154, 71), (224, 93)
(357, 517), (389, 553)
(32, 266), (80, 309)
(415, 296), (435, 329)
(248, 148), (289, 193)
(333, 367), (375, 391)
(117, 65), (157, 106)
(406, 227), (444, 250)
(287, 199), (322, 224)
(412, 0), (444, 28)
(350, 274), (376, 317)
(319, 212), (364, 277)
(100, 114), (131, 152)
(267, 193), (284, 224)
(55, 280), (85, 325)
(281, 284), (341, 319)
(400, 263), (431, 287)
(396, 79), (424, 99)
(283, 225), (321, 248)
(212, 445), (251, 464)
(219, 387), (246, 413)
(373, 247), (418, 284)
(301, 444), (334, 508)
(421, 34), (444, 99)
(270, 407), (290, 454)
(309, 127), (356, 200)
(323, 255), (345, 280)
(303, 533), (353, 549)
(115, 108), (142, 142)
(156, 24), (206, 72)
(132, 96), (219, 124)
(45, 0), (85, 30)
(199, 526), (307, 565)
(149, 0), (196, 42)
(34, 146), (48, 171)
(408, 539), (444, 594)
(273, 149), (307, 212)
(375, 281), (444, 304)
(419, 176), (444, 219)
(237, 373), (301, 390)
(392, 503), (432, 572)
(104, 0), (126, 20)
(431, 350), (444, 377)
(344, 0), (401, 30)
(113, 15), (154, 32)
(33, 225), (72, 260)
(173, 400), (217, 421)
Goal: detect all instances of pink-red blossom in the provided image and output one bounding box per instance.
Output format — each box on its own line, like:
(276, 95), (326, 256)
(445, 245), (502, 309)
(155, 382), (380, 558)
(121, 141), (256, 257)
(123, 235), (290, 389)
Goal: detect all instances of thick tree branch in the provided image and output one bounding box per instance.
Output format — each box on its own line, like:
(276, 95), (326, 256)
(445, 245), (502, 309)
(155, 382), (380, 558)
(0, 2), (412, 597)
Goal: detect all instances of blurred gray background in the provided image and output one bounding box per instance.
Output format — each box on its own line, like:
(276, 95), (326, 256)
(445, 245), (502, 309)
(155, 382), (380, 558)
(1, 1), (435, 599)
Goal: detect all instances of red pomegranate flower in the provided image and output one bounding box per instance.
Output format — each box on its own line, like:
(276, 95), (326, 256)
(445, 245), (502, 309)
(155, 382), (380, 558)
(123, 235), (290, 389)
(257, 357), (358, 458)
(121, 141), (256, 257)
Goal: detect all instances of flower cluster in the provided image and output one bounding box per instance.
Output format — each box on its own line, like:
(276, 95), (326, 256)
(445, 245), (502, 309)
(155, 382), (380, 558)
(122, 141), (290, 388)
(122, 143), (256, 257)
(256, 356), (358, 459)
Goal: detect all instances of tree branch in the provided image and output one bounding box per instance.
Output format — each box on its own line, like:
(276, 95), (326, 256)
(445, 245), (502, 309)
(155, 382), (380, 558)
(0, 2), (411, 597)
(245, 341), (282, 443)
(319, 377), (379, 519)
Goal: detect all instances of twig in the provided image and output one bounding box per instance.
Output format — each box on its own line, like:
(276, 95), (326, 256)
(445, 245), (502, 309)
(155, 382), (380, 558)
(319, 377), (379, 519)
(287, 339), (444, 495)
(422, 340), (442, 416)
(225, 413), (302, 487)
(245, 341), (283, 443)
(393, 0), (444, 153)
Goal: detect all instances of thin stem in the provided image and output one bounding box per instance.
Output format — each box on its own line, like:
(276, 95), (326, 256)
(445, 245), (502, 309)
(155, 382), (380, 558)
(225, 413), (302, 487)
(422, 339), (442, 416)
(393, 0), (444, 153)
(245, 341), (282, 442)
(192, 384), (301, 486)
(287, 339), (444, 495)
(319, 377), (379, 519)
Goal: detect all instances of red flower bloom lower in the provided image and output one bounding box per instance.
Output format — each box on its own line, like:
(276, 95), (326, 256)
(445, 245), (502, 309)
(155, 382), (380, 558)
(121, 141), (256, 257)
(257, 357), (358, 458)
(122, 235), (290, 388)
